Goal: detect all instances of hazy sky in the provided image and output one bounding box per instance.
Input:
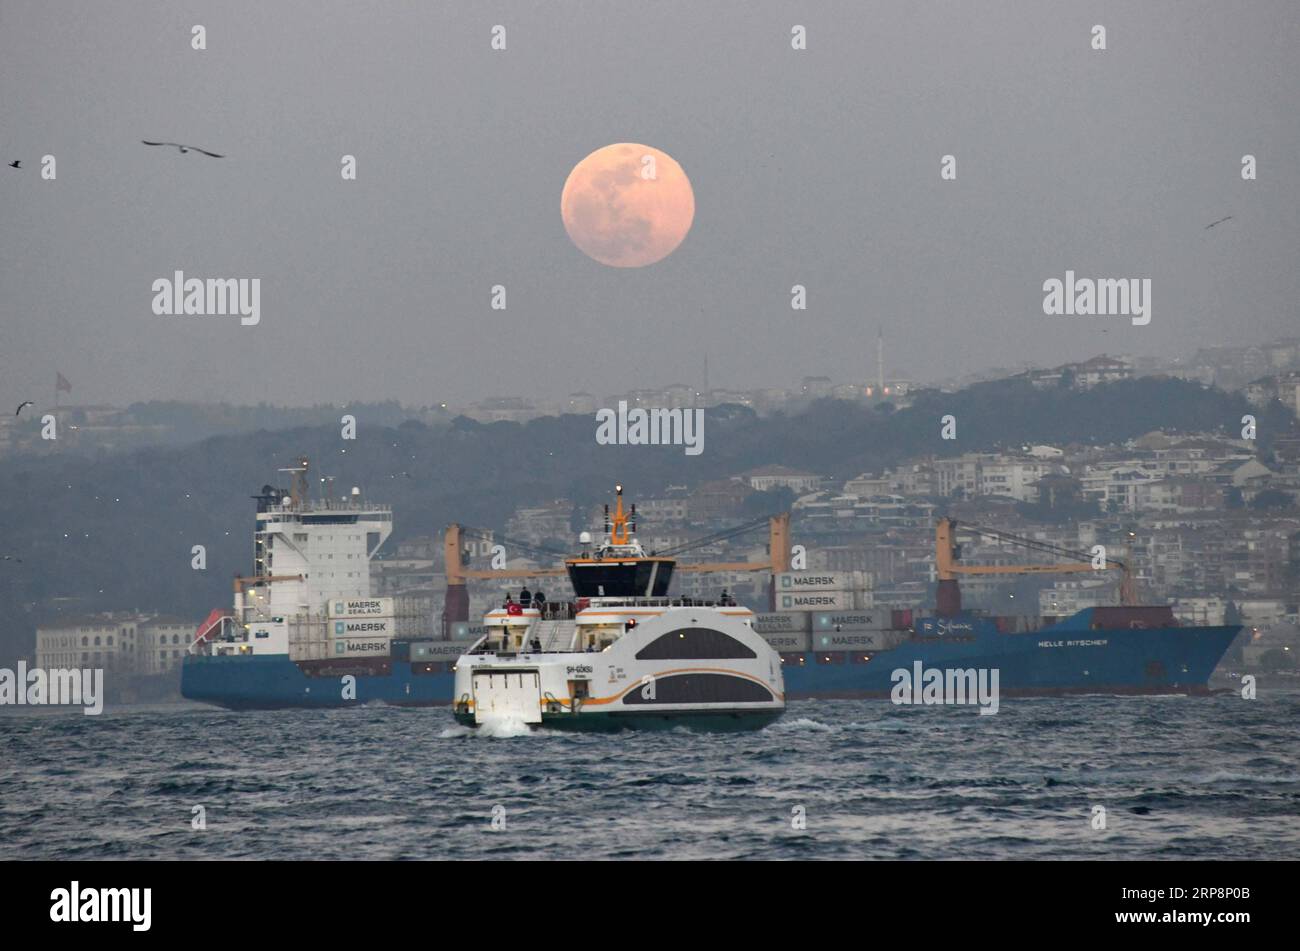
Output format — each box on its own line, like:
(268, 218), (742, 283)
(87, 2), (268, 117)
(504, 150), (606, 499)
(2, 1), (1297, 409)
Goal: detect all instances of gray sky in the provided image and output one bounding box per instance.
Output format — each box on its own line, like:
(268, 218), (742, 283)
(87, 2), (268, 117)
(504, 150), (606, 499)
(2, 1), (1297, 408)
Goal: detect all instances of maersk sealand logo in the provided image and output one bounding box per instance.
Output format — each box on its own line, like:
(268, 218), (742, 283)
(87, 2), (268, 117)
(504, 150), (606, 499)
(333, 601), (345, 614)
(334, 621), (346, 635)
(335, 641), (346, 655)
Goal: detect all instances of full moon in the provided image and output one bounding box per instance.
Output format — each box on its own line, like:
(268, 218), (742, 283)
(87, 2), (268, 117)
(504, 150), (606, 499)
(560, 143), (695, 268)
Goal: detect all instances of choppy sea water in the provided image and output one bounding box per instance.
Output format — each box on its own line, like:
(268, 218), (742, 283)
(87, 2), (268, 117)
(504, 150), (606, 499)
(2, 691), (1298, 860)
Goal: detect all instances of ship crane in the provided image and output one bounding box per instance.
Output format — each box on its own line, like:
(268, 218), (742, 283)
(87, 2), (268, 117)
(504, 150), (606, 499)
(935, 516), (1136, 617)
(654, 511), (791, 575)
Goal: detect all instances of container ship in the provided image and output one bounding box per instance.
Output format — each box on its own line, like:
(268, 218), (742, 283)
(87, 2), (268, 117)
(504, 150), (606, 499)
(759, 518), (1241, 699)
(181, 458), (458, 708)
(183, 466), (1239, 711)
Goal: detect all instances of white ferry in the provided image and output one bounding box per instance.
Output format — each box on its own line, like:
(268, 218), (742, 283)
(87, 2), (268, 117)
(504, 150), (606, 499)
(452, 485), (786, 731)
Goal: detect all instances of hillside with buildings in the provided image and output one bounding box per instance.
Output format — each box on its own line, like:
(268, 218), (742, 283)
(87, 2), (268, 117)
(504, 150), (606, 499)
(3, 367), (1299, 681)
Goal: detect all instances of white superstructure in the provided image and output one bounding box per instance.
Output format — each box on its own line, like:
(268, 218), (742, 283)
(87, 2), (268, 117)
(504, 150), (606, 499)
(193, 457), (397, 658)
(248, 499), (392, 618)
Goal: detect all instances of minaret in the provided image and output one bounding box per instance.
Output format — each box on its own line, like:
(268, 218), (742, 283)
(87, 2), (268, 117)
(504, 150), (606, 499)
(876, 329), (885, 393)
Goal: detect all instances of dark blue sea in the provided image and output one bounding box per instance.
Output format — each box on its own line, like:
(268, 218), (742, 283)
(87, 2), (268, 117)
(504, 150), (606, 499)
(3, 691), (1298, 860)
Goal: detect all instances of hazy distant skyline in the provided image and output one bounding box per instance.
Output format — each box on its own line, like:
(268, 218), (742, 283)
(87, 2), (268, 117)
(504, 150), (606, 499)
(3, 1), (1298, 409)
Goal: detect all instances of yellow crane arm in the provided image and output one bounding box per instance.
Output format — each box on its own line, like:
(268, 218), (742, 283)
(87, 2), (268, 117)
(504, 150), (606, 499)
(677, 562), (775, 573)
(949, 563), (1098, 576)
(936, 517), (1137, 605)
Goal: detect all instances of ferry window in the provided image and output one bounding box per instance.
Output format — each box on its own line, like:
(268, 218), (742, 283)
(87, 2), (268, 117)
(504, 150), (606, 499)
(635, 628), (756, 661)
(622, 673), (772, 705)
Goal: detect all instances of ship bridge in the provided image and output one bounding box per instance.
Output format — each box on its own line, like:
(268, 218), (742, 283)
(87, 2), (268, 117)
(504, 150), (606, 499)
(564, 484), (675, 598)
(246, 457), (392, 618)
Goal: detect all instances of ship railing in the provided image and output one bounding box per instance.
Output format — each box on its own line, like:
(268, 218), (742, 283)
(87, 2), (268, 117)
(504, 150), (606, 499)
(466, 634), (497, 655)
(532, 602), (576, 621)
(508, 598), (742, 618)
(580, 596), (737, 609)
(261, 500), (393, 515)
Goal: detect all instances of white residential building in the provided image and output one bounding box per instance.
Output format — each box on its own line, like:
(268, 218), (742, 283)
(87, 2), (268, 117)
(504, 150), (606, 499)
(739, 465), (823, 493)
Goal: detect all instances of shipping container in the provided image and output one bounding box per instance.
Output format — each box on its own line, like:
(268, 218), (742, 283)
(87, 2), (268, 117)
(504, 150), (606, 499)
(811, 629), (896, 651)
(751, 612), (811, 634)
(776, 572), (848, 591)
(330, 617), (394, 637)
(330, 635), (392, 657)
(326, 597), (395, 619)
(404, 640), (473, 661)
(812, 610), (887, 631)
(286, 616), (330, 661)
(449, 622), (490, 641)
(758, 630), (812, 652)
(778, 590), (852, 612)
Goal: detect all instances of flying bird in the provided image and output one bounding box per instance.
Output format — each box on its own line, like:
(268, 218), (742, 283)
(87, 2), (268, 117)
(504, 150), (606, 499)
(141, 140), (224, 158)
(1, 555), (22, 563)
(1205, 215), (1234, 229)
(15, 400), (33, 416)
(7, 161), (20, 169)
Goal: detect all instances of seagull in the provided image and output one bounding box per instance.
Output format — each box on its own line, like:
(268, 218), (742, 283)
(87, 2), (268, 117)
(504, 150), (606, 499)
(15, 400), (33, 415)
(1, 555), (22, 563)
(7, 161), (20, 169)
(1205, 215), (1234, 229)
(141, 140), (224, 158)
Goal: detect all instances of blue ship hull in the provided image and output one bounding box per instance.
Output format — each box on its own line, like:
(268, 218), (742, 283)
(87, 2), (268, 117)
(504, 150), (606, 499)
(784, 611), (1240, 698)
(182, 610), (1240, 709)
(181, 654), (455, 710)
